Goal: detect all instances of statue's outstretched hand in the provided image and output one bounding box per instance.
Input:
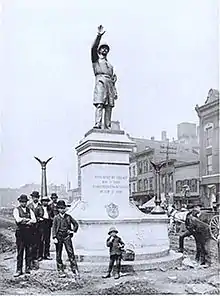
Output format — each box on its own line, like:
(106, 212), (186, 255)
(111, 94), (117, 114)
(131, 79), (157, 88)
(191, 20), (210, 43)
(97, 25), (105, 36)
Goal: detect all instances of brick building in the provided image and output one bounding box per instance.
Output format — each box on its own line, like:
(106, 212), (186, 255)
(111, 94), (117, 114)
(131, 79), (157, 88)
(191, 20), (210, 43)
(173, 160), (200, 208)
(195, 88), (220, 207)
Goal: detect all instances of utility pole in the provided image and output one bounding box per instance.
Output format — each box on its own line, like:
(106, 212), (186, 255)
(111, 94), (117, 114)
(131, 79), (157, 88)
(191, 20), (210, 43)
(160, 140), (177, 201)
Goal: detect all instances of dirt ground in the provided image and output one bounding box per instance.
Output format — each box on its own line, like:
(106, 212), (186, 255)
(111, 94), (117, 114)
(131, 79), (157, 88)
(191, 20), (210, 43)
(0, 216), (219, 295)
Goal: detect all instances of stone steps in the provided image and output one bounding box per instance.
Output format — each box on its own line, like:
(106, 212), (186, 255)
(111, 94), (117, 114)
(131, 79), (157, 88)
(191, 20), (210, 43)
(40, 250), (182, 273)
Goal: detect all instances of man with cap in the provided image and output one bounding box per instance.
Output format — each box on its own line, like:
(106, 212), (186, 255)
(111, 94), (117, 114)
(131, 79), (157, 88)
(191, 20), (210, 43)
(91, 25), (118, 129)
(49, 193), (59, 219)
(102, 226), (125, 279)
(13, 194), (36, 277)
(35, 196), (53, 261)
(52, 200), (79, 278)
(28, 191), (41, 269)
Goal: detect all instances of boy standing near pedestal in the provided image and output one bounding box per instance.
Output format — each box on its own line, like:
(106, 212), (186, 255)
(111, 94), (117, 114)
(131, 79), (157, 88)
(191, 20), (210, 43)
(102, 227), (125, 279)
(52, 200), (79, 278)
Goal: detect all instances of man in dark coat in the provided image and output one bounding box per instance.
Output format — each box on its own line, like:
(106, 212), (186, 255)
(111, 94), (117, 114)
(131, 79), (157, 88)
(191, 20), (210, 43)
(178, 206), (196, 253)
(52, 200), (79, 278)
(191, 205), (212, 267)
(102, 227), (125, 279)
(28, 191), (41, 269)
(35, 196), (53, 260)
(13, 194), (36, 277)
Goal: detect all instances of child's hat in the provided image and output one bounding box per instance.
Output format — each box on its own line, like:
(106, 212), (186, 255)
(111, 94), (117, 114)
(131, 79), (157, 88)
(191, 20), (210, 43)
(108, 226), (118, 235)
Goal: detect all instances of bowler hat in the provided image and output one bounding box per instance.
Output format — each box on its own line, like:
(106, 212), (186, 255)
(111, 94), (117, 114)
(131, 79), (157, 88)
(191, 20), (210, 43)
(30, 191), (40, 198)
(18, 194), (29, 202)
(108, 226), (118, 235)
(57, 200), (71, 209)
(41, 196), (50, 202)
(98, 43), (110, 52)
(51, 193), (58, 199)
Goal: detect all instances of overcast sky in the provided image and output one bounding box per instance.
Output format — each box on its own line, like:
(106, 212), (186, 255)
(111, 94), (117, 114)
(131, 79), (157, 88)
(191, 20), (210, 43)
(0, 0), (218, 188)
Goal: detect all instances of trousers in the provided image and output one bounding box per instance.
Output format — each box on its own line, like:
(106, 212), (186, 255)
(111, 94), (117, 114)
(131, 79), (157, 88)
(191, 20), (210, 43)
(107, 254), (121, 275)
(31, 225), (40, 260)
(55, 233), (78, 272)
(39, 220), (51, 258)
(179, 229), (191, 251)
(15, 227), (32, 272)
(94, 104), (112, 129)
(195, 235), (211, 265)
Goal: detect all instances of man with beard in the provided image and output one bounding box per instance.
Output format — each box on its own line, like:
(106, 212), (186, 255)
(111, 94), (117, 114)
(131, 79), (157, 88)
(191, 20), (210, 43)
(49, 193), (59, 218)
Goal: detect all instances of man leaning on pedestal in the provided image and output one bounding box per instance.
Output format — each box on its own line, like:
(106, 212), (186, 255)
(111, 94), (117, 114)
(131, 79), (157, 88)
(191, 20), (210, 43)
(91, 25), (118, 129)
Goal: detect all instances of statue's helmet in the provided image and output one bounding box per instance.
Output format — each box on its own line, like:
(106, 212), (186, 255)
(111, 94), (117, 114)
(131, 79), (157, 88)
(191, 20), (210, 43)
(98, 43), (110, 52)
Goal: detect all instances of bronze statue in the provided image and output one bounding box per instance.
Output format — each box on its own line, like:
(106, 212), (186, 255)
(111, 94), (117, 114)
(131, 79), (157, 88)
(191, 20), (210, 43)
(34, 157), (53, 197)
(91, 25), (118, 129)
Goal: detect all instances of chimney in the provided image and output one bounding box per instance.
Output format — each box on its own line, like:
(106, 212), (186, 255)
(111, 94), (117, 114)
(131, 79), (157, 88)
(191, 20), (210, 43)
(161, 131), (167, 141)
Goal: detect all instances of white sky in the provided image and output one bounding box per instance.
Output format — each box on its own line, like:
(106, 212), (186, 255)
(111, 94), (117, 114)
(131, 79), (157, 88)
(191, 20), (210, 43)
(0, 0), (219, 188)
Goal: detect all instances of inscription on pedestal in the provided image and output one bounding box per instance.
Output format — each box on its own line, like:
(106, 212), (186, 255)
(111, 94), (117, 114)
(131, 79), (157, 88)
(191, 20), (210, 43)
(93, 175), (128, 195)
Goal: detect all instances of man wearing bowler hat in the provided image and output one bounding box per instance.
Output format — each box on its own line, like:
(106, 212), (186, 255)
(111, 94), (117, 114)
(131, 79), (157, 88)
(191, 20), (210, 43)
(102, 226), (125, 279)
(49, 193), (59, 219)
(28, 191), (41, 269)
(52, 200), (79, 278)
(35, 196), (53, 261)
(13, 194), (36, 277)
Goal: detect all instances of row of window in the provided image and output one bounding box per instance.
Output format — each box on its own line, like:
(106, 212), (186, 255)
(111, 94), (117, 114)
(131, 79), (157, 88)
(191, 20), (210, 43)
(176, 179), (198, 193)
(129, 160), (153, 178)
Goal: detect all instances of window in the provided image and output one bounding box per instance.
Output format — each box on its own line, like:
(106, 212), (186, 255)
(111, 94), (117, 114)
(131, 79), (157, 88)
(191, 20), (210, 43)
(138, 161), (143, 174)
(144, 178), (148, 190)
(137, 179), (143, 191)
(149, 177), (153, 190)
(207, 155), (212, 175)
(176, 180), (182, 193)
(143, 161), (148, 173)
(132, 183), (136, 193)
(149, 161), (153, 172)
(129, 184), (131, 196)
(190, 179), (198, 192)
(206, 126), (213, 147)
(129, 167), (131, 178)
(132, 166), (136, 177)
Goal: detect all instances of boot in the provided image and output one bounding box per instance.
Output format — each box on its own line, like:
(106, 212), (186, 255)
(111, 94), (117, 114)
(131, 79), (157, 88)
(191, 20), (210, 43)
(102, 273), (111, 278)
(57, 263), (66, 278)
(14, 270), (22, 277)
(32, 260), (39, 270)
(58, 270), (66, 278)
(114, 273), (120, 279)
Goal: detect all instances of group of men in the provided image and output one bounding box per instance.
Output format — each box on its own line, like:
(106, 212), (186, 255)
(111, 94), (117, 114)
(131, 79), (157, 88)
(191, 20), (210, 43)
(178, 204), (212, 267)
(13, 191), (79, 277)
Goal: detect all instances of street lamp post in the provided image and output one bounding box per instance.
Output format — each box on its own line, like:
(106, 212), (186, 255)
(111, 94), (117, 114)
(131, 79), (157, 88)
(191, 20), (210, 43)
(160, 141), (177, 202)
(151, 161), (166, 214)
(34, 156), (53, 197)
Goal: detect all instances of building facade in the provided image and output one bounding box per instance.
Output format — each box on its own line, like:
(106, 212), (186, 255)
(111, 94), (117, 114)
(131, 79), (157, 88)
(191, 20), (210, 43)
(173, 161), (200, 208)
(195, 88), (220, 207)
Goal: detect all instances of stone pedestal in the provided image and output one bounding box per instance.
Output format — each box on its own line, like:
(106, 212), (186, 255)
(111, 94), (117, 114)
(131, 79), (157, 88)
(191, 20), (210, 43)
(68, 129), (181, 269)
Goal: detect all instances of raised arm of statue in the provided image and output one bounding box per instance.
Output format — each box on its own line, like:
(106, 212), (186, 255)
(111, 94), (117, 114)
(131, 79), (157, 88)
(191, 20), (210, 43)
(91, 25), (105, 63)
